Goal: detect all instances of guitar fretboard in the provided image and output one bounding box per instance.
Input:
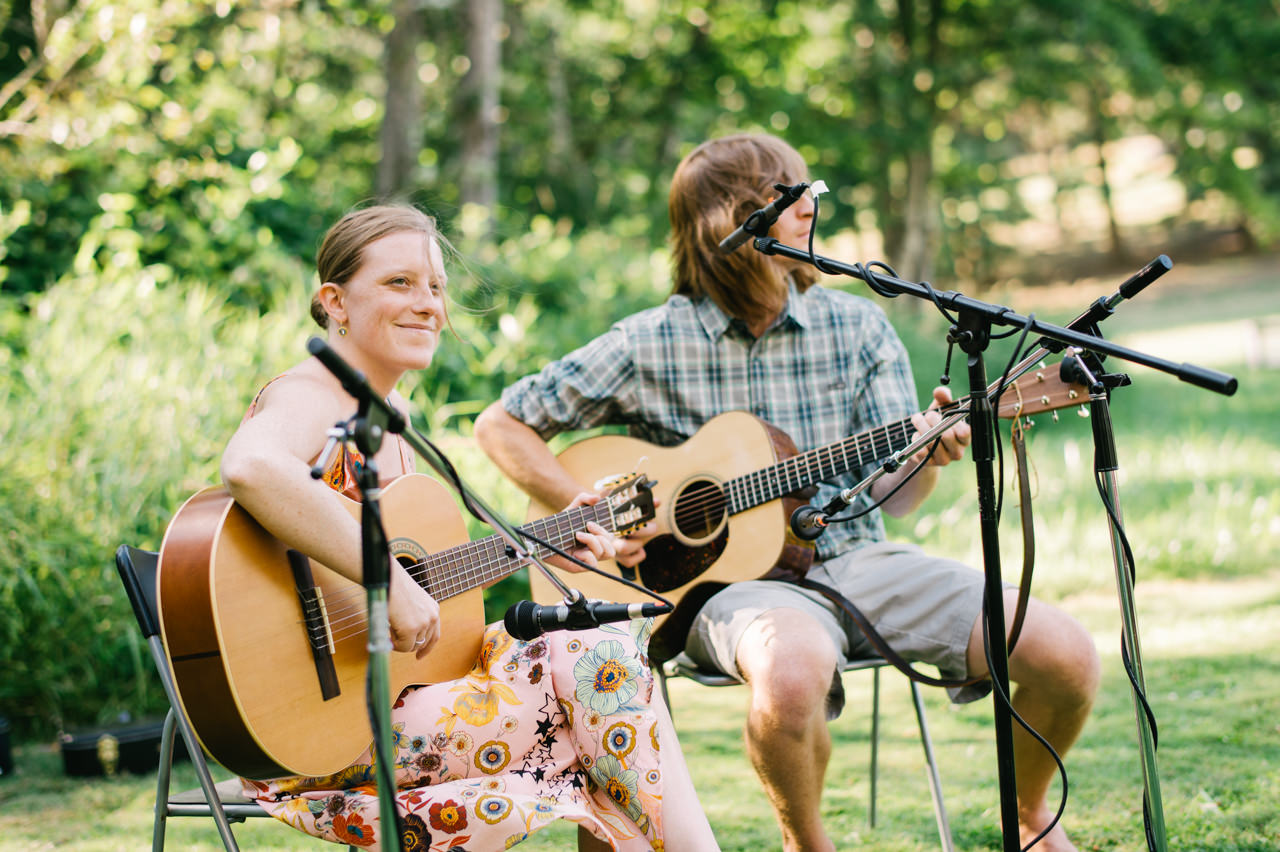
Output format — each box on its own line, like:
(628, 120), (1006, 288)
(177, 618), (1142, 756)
(411, 501), (615, 602)
(725, 413), (922, 514)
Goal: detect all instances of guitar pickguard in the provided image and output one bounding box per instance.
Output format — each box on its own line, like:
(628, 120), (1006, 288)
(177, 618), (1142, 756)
(638, 530), (729, 593)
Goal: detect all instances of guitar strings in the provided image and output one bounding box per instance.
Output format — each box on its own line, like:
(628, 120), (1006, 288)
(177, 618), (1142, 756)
(308, 517), (577, 646)
(312, 505), (600, 644)
(663, 369), (1058, 534)
(664, 388), (1030, 532)
(664, 414), (922, 533)
(297, 501), (617, 648)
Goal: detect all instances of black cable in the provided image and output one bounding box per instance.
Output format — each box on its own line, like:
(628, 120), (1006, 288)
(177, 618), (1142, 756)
(513, 527), (675, 608)
(1094, 468), (1161, 852)
(823, 437), (944, 527)
(980, 596), (1070, 852)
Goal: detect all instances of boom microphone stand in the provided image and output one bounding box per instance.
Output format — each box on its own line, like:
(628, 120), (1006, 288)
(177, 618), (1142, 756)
(307, 337), (587, 852)
(749, 236), (1236, 852)
(307, 361), (405, 852)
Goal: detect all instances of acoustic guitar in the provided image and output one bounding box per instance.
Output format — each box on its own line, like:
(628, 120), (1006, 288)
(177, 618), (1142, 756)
(527, 364), (1088, 659)
(157, 471), (654, 779)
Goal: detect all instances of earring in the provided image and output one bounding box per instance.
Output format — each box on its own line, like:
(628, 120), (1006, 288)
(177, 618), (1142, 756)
(338, 325), (348, 336)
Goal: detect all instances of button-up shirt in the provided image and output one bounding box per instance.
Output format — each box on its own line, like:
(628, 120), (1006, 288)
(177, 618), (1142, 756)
(500, 281), (920, 559)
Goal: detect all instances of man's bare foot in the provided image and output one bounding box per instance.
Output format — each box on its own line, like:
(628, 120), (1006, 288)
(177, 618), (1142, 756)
(1019, 808), (1079, 852)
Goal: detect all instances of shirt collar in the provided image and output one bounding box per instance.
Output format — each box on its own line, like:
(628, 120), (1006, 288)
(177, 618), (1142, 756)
(694, 277), (810, 341)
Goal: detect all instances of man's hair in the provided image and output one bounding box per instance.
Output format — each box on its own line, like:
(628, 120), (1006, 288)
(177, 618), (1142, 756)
(668, 133), (817, 325)
(310, 204), (445, 329)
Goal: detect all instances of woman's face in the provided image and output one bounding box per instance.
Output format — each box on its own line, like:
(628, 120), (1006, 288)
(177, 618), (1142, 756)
(334, 230), (447, 379)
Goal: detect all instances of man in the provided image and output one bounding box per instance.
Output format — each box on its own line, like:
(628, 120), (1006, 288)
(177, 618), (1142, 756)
(475, 133), (1099, 852)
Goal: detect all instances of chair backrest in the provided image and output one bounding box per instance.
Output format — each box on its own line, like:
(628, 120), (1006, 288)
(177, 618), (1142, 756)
(116, 545), (162, 640)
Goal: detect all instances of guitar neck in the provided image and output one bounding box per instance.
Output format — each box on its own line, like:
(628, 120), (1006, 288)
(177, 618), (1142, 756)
(727, 409), (939, 514)
(408, 501), (613, 602)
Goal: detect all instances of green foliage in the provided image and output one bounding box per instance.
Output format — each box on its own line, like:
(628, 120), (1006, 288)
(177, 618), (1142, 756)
(2, 0), (1278, 743)
(0, 215), (309, 738)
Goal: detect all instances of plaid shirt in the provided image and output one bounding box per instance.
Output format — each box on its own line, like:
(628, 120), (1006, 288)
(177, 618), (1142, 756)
(501, 281), (920, 559)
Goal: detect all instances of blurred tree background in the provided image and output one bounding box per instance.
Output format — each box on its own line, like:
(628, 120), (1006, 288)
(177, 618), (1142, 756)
(1, 0), (1276, 739)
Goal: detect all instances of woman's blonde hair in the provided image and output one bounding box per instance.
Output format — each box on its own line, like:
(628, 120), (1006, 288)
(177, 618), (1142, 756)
(309, 204), (447, 329)
(668, 133), (816, 326)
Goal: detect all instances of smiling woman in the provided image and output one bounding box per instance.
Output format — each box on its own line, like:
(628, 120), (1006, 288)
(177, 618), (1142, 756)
(212, 204), (721, 851)
(311, 214), (449, 391)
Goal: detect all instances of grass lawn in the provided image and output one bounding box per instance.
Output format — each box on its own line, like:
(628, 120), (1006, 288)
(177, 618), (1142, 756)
(5, 564), (1278, 851)
(2, 257), (1277, 851)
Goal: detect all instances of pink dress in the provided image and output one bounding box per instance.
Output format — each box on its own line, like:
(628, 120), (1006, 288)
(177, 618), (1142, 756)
(238, 390), (666, 851)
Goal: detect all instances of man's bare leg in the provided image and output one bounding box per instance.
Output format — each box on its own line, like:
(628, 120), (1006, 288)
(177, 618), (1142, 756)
(737, 609), (841, 852)
(967, 592), (1101, 852)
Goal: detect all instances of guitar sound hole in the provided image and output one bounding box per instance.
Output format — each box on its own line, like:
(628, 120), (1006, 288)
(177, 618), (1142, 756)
(671, 478), (728, 544)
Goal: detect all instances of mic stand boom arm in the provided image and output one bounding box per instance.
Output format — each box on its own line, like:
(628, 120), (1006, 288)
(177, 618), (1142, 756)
(753, 238), (1237, 397)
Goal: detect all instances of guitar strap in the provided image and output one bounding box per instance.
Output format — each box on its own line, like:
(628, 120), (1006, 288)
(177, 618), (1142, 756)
(796, 426), (1038, 690)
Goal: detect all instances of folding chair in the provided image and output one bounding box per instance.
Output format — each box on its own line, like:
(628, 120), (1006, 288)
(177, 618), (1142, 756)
(115, 544), (356, 852)
(655, 652), (955, 852)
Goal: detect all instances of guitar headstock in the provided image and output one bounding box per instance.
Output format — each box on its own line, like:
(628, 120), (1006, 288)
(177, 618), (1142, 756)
(600, 473), (657, 535)
(994, 360), (1091, 420)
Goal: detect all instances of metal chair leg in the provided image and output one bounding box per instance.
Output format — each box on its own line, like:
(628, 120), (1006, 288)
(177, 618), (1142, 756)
(869, 665), (880, 827)
(908, 678), (955, 852)
(148, 637), (243, 852)
(152, 709), (177, 852)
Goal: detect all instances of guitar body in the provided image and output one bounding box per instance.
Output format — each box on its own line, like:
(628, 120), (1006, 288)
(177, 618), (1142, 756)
(527, 411), (814, 660)
(157, 473), (482, 779)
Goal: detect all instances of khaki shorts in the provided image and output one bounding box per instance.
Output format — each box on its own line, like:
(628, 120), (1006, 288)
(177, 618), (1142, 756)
(683, 541), (997, 716)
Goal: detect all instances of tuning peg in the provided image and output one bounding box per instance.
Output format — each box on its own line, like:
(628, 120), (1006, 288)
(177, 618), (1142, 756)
(1077, 405), (1090, 418)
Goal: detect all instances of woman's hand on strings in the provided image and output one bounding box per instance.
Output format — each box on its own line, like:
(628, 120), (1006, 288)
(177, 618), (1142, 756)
(389, 561), (441, 659)
(546, 492), (623, 572)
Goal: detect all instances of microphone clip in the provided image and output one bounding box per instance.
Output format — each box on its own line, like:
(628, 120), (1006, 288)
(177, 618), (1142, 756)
(719, 181), (810, 253)
(556, 591), (598, 631)
(789, 505), (829, 541)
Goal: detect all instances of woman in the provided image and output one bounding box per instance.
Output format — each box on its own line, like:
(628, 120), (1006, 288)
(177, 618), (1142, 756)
(221, 204), (719, 851)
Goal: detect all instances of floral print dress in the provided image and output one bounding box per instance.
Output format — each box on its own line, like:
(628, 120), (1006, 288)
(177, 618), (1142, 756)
(242, 620), (665, 851)
(238, 394), (666, 850)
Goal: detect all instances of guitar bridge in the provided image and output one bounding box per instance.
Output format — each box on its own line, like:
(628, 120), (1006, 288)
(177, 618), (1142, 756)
(288, 549), (341, 701)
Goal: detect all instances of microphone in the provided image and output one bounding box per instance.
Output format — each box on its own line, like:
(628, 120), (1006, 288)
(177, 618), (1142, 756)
(789, 505), (828, 541)
(789, 483), (867, 542)
(504, 598), (670, 641)
(1039, 255), (1172, 354)
(1114, 254), (1172, 303)
(719, 182), (810, 253)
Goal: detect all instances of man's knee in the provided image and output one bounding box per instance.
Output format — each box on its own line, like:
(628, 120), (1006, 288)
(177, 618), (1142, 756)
(1010, 600), (1101, 704)
(736, 608), (839, 713)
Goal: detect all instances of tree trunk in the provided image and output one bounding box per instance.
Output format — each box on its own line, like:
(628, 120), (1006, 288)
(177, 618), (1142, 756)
(899, 147), (936, 284)
(895, 0), (940, 286)
(1088, 84), (1128, 263)
(459, 0), (502, 238)
(377, 0), (424, 200)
